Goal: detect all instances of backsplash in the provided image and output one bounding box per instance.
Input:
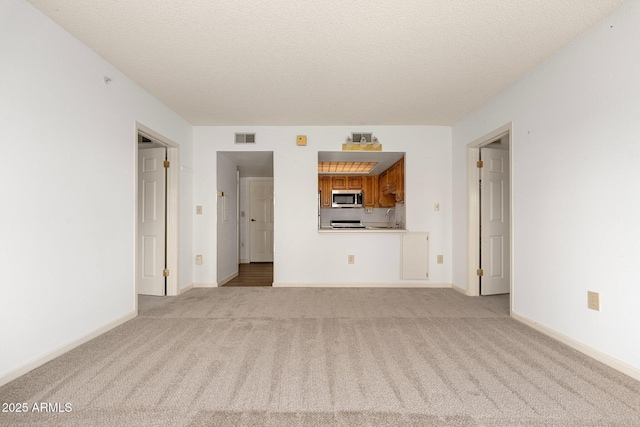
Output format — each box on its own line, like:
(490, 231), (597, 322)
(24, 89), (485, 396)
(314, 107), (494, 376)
(320, 204), (405, 228)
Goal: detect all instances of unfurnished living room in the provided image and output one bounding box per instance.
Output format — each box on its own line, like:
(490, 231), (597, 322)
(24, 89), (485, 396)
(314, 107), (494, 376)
(2, 1), (640, 426)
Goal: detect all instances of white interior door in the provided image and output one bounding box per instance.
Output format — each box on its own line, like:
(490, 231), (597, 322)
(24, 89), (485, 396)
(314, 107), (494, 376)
(249, 180), (274, 262)
(480, 147), (510, 295)
(137, 147), (166, 296)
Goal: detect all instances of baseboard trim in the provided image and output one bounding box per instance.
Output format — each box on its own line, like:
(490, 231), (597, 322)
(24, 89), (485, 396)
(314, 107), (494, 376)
(178, 283), (194, 294)
(216, 271), (238, 287)
(0, 310), (137, 387)
(272, 282), (452, 288)
(511, 311), (640, 382)
(240, 259), (250, 264)
(194, 282), (218, 288)
(451, 283), (467, 294)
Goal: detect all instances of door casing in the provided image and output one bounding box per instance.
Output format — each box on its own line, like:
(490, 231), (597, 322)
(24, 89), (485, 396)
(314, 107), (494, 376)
(135, 123), (180, 299)
(465, 123), (513, 307)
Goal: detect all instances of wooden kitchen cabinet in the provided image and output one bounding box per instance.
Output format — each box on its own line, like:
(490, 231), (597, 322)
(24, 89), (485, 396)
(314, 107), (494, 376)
(347, 176), (362, 189)
(319, 176), (332, 207)
(394, 158), (405, 203)
(382, 163), (397, 195)
(363, 176), (377, 207)
(378, 170), (388, 194)
(331, 176), (347, 190)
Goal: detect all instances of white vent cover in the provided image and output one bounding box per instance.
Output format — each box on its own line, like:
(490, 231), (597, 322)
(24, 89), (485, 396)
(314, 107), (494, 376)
(235, 133), (256, 144)
(351, 132), (372, 143)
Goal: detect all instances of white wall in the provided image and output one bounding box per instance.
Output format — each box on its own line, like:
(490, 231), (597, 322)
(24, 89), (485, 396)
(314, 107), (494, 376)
(194, 126), (452, 286)
(452, 0), (640, 373)
(0, 0), (193, 383)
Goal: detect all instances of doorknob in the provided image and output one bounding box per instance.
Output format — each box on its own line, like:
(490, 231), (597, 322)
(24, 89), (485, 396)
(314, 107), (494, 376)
(251, 219), (256, 222)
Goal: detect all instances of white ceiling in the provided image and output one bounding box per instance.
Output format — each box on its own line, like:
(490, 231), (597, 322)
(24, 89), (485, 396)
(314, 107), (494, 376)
(27, 0), (627, 126)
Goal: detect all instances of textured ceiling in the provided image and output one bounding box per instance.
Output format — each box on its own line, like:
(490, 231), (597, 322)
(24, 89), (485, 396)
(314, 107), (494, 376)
(27, 0), (627, 126)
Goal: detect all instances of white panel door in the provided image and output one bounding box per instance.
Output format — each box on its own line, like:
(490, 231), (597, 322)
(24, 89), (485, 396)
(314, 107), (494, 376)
(480, 147), (510, 295)
(249, 180), (274, 262)
(137, 148), (166, 296)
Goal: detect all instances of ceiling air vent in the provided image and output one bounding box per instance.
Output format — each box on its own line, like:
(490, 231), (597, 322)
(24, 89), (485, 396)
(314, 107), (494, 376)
(235, 133), (256, 144)
(351, 132), (372, 143)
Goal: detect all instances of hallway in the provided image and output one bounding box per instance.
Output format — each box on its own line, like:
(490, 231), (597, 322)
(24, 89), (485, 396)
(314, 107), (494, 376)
(223, 262), (273, 287)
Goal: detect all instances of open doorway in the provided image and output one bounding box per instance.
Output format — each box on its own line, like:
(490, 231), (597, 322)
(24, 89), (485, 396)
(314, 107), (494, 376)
(136, 123), (180, 297)
(466, 124), (513, 302)
(216, 151), (274, 287)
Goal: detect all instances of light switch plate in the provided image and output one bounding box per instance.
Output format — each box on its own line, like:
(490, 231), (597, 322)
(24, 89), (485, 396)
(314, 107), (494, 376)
(297, 135), (307, 146)
(196, 205), (203, 214)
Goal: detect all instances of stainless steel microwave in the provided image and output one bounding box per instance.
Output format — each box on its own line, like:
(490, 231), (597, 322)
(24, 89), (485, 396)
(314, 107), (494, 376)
(331, 190), (363, 208)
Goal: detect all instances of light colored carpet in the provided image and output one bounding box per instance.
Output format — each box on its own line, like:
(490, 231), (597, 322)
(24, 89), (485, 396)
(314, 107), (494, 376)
(1, 288), (639, 426)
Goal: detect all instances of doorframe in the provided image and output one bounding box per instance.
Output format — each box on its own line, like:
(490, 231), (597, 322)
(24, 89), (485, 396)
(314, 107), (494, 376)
(135, 122), (180, 297)
(465, 123), (513, 306)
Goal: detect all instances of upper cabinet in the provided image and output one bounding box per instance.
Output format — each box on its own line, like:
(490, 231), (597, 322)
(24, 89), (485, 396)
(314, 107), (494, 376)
(347, 176), (362, 189)
(332, 176), (362, 190)
(394, 158), (405, 204)
(362, 176), (377, 207)
(378, 158), (405, 204)
(319, 176), (332, 207)
(331, 176), (347, 190)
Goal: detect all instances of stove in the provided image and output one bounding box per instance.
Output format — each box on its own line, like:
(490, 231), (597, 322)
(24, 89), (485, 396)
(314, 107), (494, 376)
(330, 220), (366, 229)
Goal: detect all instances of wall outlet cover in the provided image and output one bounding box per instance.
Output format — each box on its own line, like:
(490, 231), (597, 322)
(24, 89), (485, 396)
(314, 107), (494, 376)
(588, 291), (600, 311)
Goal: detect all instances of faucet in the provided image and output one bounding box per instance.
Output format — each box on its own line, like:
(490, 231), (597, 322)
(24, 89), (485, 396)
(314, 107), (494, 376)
(385, 208), (397, 228)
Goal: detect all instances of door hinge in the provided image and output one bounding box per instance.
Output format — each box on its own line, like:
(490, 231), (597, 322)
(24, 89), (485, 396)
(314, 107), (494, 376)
(163, 160), (170, 168)
(477, 160), (483, 168)
(477, 268), (484, 276)
(163, 269), (170, 277)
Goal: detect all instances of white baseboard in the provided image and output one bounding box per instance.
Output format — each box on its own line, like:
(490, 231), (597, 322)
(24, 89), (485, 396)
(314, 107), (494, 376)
(216, 271), (238, 287)
(0, 310), (137, 387)
(240, 259), (250, 264)
(511, 311), (640, 382)
(451, 283), (467, 294)
(272, 282), (452, 288)
(178, 283), (194, 294)
(194, 282), (218, 288)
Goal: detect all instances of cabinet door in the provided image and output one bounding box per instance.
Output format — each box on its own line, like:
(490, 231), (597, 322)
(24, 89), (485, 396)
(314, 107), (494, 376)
(347, 176), (362, 189)
(383, 164), (397, 195)
(363, 176), (377, 207)
(395, 158), (404, 203)
(379, 170), (388, 193)
(402, 233), (429, 279)
(320, 176), (332, 207)
(332, 176), (347, 190)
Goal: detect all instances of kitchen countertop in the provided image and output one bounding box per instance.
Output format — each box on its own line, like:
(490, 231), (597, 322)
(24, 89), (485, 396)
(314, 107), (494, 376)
(318, 225), (407, 233)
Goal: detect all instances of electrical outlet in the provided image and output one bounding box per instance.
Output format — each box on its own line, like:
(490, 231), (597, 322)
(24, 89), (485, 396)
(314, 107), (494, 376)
(196, 205), (203, 214)
(437, 255), (443, 264)
(195, 255), (203, 265)
(588, 291), (600, 311)
(348, 255), (355, 264)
